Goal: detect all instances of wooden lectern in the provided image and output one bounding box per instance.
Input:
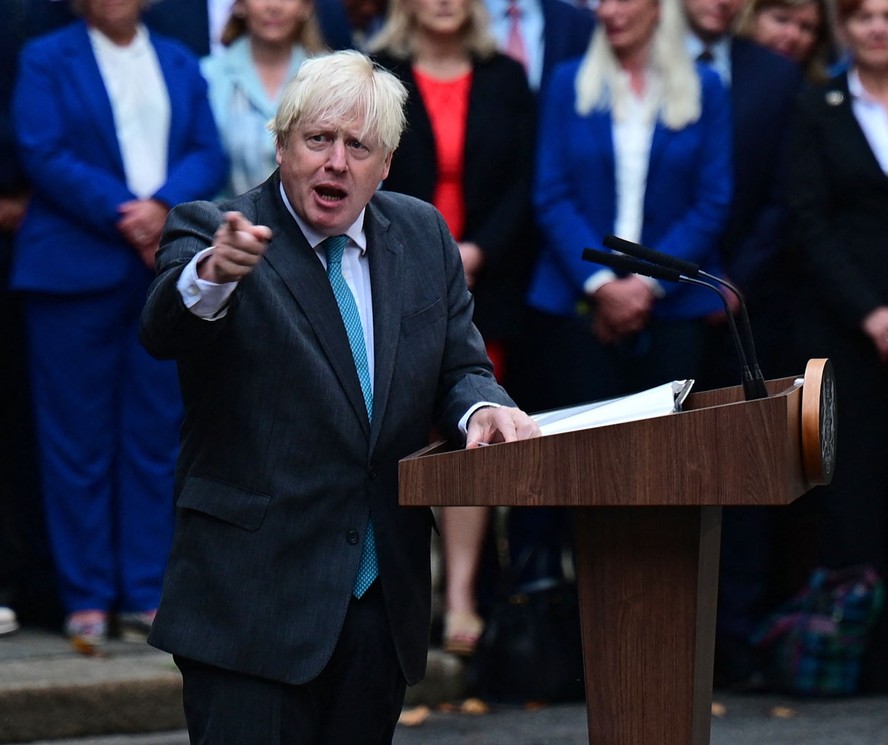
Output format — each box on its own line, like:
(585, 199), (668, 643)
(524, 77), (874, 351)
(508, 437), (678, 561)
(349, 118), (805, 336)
(399, 360), (836, 745)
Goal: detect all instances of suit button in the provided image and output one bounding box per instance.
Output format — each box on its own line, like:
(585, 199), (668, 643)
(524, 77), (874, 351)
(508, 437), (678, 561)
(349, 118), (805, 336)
(346, 530), (359, 545)
(368, 468), (377, 480)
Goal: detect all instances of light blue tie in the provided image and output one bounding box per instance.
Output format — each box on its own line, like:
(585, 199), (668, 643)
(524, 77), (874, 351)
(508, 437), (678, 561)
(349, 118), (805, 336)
(322, 235), (378, 598)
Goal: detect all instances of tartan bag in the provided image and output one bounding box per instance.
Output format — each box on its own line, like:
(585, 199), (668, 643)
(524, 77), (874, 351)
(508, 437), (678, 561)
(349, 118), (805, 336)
(752, 565), (885, 696)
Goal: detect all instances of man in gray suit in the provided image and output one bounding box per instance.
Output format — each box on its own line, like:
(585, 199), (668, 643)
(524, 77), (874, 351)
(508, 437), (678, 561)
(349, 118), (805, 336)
(140, 50), (539, 744)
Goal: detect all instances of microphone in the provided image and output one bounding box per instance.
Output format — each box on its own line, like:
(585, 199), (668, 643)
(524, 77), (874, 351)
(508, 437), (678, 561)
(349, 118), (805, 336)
(600, 235), (768, 399)
(582, 247), (768, 400)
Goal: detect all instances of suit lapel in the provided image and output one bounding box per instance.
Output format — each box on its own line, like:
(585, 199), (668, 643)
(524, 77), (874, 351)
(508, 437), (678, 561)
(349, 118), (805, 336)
(260, 182), (373, 435)
(65, 22), (125, 174)
(365, 199), (403, 451)
(824, 76), (888, 183)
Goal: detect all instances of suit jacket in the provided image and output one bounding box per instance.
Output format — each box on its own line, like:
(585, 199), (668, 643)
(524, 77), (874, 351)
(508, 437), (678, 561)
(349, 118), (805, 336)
(143, 0), (211, 57)
(373, 52), (536, 341)
(539, 0), (595, 96)
(140, 177), (514, 686)
(10, 20), (226, 294)
(787, 72), (888, 333)
(527, 59), (733, 320)
(721, 37), (802, 300)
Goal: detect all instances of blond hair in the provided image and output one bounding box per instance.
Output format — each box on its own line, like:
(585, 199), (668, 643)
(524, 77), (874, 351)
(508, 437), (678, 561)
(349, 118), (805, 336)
(220, 0), (326, 53)
(575, 0), (701, 129)
(270, 50), (408, 154)
(366, 0), (498, 59)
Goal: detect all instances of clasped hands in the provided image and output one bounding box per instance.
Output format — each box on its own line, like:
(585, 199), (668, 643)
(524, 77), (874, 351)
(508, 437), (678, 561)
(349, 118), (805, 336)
(591, 275), (654, 344)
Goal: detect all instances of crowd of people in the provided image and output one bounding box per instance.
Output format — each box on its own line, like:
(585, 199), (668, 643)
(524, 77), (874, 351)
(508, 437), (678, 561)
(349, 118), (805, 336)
(2, 0), (888, 720)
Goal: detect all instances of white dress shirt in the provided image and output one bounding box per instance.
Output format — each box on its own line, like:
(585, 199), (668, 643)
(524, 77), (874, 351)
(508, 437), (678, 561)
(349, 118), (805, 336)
(485, 0), (545, 90)
(88, 25), (170, 198)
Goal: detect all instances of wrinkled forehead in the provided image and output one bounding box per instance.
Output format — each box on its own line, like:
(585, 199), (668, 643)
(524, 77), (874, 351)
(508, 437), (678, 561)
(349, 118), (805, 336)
(299, 110), (382, 148)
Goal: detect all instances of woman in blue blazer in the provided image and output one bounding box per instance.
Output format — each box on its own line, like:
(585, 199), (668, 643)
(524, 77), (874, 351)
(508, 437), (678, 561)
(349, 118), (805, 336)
(11, 0), (226, 651)
(525, 0), (732, 409)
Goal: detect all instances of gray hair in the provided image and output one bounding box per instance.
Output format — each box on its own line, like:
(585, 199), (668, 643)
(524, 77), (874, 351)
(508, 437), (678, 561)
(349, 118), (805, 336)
(269, 50), (408, 155)
(575, 0), (701, 130)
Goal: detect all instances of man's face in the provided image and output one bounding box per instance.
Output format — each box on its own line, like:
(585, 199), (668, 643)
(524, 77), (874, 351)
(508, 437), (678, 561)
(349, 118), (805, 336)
(276, 120), (393, 236)
(683, 0), (745, 41)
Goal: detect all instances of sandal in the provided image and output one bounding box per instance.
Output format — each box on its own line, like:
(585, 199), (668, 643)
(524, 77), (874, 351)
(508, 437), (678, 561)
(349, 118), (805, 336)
(443, 611), (484, 657)
(65, 611), (108, 656)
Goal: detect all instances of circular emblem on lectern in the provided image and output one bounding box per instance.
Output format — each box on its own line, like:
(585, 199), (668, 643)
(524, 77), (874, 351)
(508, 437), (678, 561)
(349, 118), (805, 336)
(801, 358), (837, 485)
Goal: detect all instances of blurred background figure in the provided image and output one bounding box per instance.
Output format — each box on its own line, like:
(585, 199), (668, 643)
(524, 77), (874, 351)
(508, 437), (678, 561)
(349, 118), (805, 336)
(0, 0), (97, 639)
(682, 0), (806, 690)
(317, 0), (389, 49)
(202, 0), (325, 198)
(481, 0), (594, 95)
(737, 0), (839, 81)
(786, 0), (888, 692)
(370, 0), (536, 657)
(11, 0), (226, 653)
(527, 0), (731, 408)
(517, 0), (731, 599)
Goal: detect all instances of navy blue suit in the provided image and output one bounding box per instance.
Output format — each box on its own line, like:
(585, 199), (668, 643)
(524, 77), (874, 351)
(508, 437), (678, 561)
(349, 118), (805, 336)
(11, 20), (226, 616)
(538, 0), (595, 95)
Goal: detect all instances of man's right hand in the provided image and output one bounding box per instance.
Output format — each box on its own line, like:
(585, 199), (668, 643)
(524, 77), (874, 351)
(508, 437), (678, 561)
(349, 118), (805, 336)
(198, 211), (272, 284)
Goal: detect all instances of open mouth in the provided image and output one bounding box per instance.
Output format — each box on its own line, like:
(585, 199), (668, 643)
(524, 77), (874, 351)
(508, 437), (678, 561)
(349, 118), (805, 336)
(316, 186), (346, 203)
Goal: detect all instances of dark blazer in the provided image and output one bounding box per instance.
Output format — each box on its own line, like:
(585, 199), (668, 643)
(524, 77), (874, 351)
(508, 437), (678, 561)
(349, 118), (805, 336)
(141, 176), (514, 686)
(374, 52), (536, 341)
(539, 0), (595, 95)
(721, 37), (802, 299)
(10, 20), (226, 294)
(143, 0), (211, 57)
(787, 73), (888, 331)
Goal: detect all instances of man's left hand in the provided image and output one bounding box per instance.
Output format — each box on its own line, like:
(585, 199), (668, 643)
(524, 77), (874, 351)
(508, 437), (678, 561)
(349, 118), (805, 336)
(466, 406), (540, 449)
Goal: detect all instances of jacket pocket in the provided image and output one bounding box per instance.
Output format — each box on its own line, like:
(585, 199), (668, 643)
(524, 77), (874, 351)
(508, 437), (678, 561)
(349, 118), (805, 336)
(177, 476), (271, 532)
(402, 298), (444, 336)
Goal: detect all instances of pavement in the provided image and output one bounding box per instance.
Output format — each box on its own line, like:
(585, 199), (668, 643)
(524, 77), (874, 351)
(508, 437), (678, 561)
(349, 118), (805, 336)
(2, 623), (888, 745)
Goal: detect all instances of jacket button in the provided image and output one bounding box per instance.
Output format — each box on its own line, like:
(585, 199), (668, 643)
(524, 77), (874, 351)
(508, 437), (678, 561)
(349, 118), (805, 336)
(346, 529), (359, 545)
(368, 468), (377, 480)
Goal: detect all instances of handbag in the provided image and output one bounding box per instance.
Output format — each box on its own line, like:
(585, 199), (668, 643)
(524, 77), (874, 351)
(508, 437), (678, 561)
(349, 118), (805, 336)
(752, 565), (885, 696)
(469, 515), (585, 703)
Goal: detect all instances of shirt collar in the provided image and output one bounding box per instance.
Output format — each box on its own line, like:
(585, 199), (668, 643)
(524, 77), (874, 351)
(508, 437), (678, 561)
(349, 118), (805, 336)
(685, 33), (732, 85)
(88, 23), (151, 54)
(848, 67), (869, 102)
(278, 181), (368, 255)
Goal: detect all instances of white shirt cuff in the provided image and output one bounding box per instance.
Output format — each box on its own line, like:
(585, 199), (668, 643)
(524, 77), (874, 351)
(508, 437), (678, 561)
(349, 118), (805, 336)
(176, 247), (238, 320)
(584, 269), (617, 296)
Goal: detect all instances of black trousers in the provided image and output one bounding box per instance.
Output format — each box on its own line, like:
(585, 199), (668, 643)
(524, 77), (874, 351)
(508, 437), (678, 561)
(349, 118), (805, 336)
(175, 582), (408, 745)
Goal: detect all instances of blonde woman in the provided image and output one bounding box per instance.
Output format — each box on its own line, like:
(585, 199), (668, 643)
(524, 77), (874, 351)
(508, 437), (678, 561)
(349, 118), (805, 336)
(201, 0), (326, 196)
(526, 0), (732, 408)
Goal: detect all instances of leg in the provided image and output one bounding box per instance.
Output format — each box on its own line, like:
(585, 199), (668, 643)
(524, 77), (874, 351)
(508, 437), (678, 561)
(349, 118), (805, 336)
(115, 277), (180, 617)
(176, 584), (407, 745)
(23, 294), (120, 616)
(441, 505), (489, 655)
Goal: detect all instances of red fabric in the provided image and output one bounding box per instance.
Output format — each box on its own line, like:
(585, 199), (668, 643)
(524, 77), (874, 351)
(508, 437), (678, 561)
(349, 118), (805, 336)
(412, 67), (472, 240)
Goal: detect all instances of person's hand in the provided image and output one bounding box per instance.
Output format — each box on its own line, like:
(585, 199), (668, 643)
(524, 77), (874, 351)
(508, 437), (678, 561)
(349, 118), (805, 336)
(592, 275), (653, 342)
(466, 405), (540, 449)
(198, 212), (273, 283)
(458, 241), (484, 289)
(862, 306), (888, 363)
(0, 194), (29, 233)
(118, 198), (169, 268)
